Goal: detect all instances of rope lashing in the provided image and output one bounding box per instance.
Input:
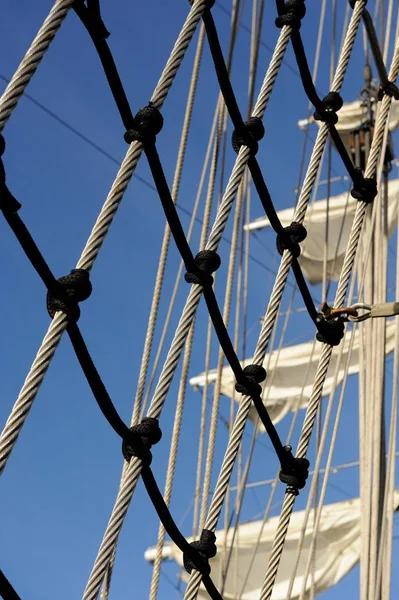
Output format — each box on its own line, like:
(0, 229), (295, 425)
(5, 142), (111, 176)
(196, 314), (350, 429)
(315, 311), (345, 346)
(183, 529), (217, 575)
(378, 80), (399, 100)
(350, 171), (377, 203)
(184, 250), (221, 286)
(313, 92), (344, 125)
(279, 445), (310, 494)
(231, 116), (265, 156)
(122, 417), (162, 466)
(0, 134), (21, 214)
(275, 0), (306, 30)
(234, 364), (267, 396)
(46, 269), (92, 321)
(124, 104), (164, 145)
(276, 222), (307, 258)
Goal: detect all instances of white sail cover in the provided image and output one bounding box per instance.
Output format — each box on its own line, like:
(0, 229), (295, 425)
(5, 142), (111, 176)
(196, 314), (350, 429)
(298, 97), (399, 133)
(189, 320), (397, 427)
(144, 492), (399, 599)
(244, 179), (399, 284)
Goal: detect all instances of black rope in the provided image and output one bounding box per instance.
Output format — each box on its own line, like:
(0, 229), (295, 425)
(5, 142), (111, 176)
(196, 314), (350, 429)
(73, 0), (311, 486)
(353, 2), (399, 100)
(0, 571), (21, 600)
(0, 136), (222, 599)
(200, 7), (321, 331)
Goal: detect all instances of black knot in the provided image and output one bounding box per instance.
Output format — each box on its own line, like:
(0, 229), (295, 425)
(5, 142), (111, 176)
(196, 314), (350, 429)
(124, 104), (164, 145)
(276, 222), (307, 258)
(279, 446), (310, 492)
(46, 269), (92, 321)
(184, 250), (221, 286)
(0, 134), (5, 157)
(122, 417), (162, 465)
(235, 364), (266, 397)
(315, 314), (345, 346)
(314, 92), (343, 125)
(275, 0), (306, 30)
(378, 81), (399, 101)
(351, 175), (377, 204)
(231, 117), (265, 155)
(183, 529), (217, 575)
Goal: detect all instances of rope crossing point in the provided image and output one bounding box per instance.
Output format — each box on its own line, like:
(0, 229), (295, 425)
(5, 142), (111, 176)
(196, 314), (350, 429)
(1, 1), (397, 599)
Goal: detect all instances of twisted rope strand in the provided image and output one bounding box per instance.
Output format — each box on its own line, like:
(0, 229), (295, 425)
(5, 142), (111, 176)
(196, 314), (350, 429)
(0, 0), (207, 476)
(0, 0), (74, 132)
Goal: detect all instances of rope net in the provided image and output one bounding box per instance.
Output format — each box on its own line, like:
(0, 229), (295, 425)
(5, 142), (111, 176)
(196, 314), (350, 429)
(0, 1), (398, 599)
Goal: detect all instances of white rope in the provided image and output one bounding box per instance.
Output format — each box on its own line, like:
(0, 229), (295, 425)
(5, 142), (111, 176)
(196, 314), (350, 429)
(132, 24), (206, 427)
(260, 16), (399, 600)
(100, 26), (208, 600)
(199, 181), (245, 530)
(0, 0), (208, 477)
(0, 0), (74, 132)
(141, 96), (221, 418)
(297, 327), (358, 600)
(182, 6), (364, 598)
(81, 24), (293, 600)
(378, 208), (399, 598)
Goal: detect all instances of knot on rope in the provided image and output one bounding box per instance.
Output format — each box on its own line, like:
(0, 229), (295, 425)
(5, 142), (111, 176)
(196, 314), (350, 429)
(122, 417), (162, 465)
(124, 104), (164, 145)
(184, 250), (221, 286)
(235, 364), (267, 396)
(377, 81), (399, 101)
(313, 92), (343, 125)
(0, 135), (21, 215)
(350, 173), (377, 204)
(315, 314), (345, 346)
(279, 446), (310, 493)
(275, 0), (306, 30)
(46, 269), (92, 321)
(183, 529), (217, 575)
(231, 117), (265, 155)
(276, 222), (307, 258)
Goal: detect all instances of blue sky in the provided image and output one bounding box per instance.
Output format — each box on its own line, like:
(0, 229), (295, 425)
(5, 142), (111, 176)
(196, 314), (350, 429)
(0, 1), (398, 599)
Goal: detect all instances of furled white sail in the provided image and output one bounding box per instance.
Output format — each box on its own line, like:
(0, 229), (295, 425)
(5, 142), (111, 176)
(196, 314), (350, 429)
(189, 321), (397, 427)
(244, 179), (399, 284)
(298, 97), (399, 133)
(144, 492), (399, 599)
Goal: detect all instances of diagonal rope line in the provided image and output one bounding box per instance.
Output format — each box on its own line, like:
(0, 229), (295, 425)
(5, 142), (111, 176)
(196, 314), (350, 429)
(0, 0), (208, 478)
(259, 16), (399, 600)
(182, 3), (366, 598)
(80, 23), (294, 600)
(0, 0), (74, 131)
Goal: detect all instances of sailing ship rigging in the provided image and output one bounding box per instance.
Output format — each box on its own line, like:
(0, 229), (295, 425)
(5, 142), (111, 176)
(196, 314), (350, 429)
(0, 2), (398, 600)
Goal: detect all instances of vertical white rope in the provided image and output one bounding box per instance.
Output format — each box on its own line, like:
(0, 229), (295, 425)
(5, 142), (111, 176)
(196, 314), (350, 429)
(260, 16), (399, 600)
(297, 327), (358, 600)
(0, 0), (208, 478)
(379, 211), (399, 599)
(184, 7), (365, 596)
(0, 0), (74, 131)
(132, 24), (206, 427)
